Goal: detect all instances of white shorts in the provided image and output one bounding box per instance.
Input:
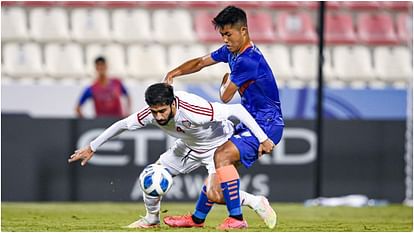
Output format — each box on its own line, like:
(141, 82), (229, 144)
(158, 139), (217, 176)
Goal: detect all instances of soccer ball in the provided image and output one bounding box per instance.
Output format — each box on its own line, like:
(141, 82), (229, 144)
(139, 164), (173, 197)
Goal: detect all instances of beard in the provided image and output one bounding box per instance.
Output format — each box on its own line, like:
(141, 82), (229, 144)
(156, 108), (174, 126)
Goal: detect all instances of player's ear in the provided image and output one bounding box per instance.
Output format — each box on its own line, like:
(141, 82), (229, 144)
(241, 26), (248, 36)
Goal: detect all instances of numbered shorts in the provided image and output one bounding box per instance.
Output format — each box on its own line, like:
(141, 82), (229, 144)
(158, 139), (216, 176)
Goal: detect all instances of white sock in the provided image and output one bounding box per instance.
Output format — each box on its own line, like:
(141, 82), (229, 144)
(143, 194), (161, 222)
(240, 190), (261, 209)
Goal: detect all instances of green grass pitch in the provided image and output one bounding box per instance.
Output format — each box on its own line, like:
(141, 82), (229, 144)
(2, 202), (412, 231)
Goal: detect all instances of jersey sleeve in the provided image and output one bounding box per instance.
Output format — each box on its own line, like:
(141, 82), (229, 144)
(211, 102), (268, 143)
(131, 106), (153, 129)
(229, 57), (258, 88)
(89, 107), (153, 151)
(78, 86), (92, 105)
(210, 102), (231, 121)
(210, 45), (229, 63)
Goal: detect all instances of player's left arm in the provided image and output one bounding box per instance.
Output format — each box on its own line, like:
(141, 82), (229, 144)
(219, 73), (238, 103)
(220, 57), (258, 103)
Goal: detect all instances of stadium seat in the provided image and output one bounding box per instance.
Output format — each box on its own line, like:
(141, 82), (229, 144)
(167, 44), (210, 80)
(1, 7), (29, 41)
(381, 1), (412, 11)
(61, 1), (102, 7)
(343, 1), (380, 10)
(194, 11), (222, 43)
(226, 1), (263, 8)
(286, 1), (341, 10)
(357, 12), (398, 45)
(71, 8), (111, 43)
(112, 9), (152, 43)
(246, 11), (276, 43)
(101, 1), (140, 8)
(44, 43), (86, 78)
(153, 9), (195, 44)
(276, 12), (317, 44)
(2, 43), (44, 77)
(258, 44), (292, 81)
(127, 44), (168, 79)
(374, 46), (412, 83)
(325, 1), (343, 9)
(29, 7), (70, 42)
(182, 1), (222, 8)
(262, 1), (300, 9)
(396, 13), (412, 44)
(291, 45), (318, 81)
(321, 48), (337, 84)
(85, 44), (127, 77)
(140, 1), (182, 8)
(325, 12), (357, 44)
(332, 46), (375, 82)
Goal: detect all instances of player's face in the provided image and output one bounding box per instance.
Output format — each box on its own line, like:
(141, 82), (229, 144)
(219, 24), (247, 53)
(95, 62), (107, 76)
(149, 103), (175, 126)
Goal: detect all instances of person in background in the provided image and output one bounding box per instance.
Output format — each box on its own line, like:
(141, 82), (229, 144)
(76, 56), (131, 118)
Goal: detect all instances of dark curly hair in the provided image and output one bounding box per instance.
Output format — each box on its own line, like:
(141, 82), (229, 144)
(145, 83), (174, 106)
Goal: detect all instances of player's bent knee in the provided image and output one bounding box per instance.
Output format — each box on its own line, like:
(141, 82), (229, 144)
(214, 143), (237, 168)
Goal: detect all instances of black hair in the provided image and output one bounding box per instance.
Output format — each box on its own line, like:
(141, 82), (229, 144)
(95, 56), (106, 64)
(212, 5), (247, 30)
(145, 83), (175, 106)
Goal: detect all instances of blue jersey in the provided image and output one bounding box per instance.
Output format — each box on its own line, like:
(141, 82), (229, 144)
(211, 44), (284, 127)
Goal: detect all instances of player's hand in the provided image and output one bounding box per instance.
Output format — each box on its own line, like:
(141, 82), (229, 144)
(206, 174), (224, 203)
(258, 139), (275, 157)
(68, 146), (94, 166)
(163, 72), (174, 85)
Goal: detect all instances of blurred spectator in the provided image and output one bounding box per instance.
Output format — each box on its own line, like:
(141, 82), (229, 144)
(75, 56), (131, 118)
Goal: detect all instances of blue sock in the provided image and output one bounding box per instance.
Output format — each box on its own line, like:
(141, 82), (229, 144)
(221, 179), (242, 219)
(192, 185), (214, 221)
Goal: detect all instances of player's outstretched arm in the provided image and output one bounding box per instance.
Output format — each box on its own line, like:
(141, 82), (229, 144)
(68, 113), (142, 166)
(68, 146), (94, 166)
(164, 54), (217, 84)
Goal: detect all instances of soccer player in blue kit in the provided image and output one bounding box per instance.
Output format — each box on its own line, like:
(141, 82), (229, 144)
(163, 5), (284, 230)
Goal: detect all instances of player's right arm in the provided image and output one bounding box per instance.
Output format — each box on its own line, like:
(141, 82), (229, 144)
(164, 54), (217, 84)
(68, 107), (152, 166)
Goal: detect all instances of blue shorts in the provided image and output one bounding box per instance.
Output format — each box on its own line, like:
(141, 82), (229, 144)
(229, 123), (284, 168)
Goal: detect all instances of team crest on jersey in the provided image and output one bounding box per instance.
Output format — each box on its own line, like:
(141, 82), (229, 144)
(182, 120), (192, 128)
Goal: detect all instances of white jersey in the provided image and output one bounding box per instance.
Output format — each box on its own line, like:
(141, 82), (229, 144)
(90, 91), (268, 163)
(125, 91), (234, 153)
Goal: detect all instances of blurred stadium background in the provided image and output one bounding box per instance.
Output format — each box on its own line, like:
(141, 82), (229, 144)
(1, 0), (413, 210)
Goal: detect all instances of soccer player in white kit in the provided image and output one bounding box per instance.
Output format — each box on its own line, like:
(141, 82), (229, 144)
(68, 83), (275, 228)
